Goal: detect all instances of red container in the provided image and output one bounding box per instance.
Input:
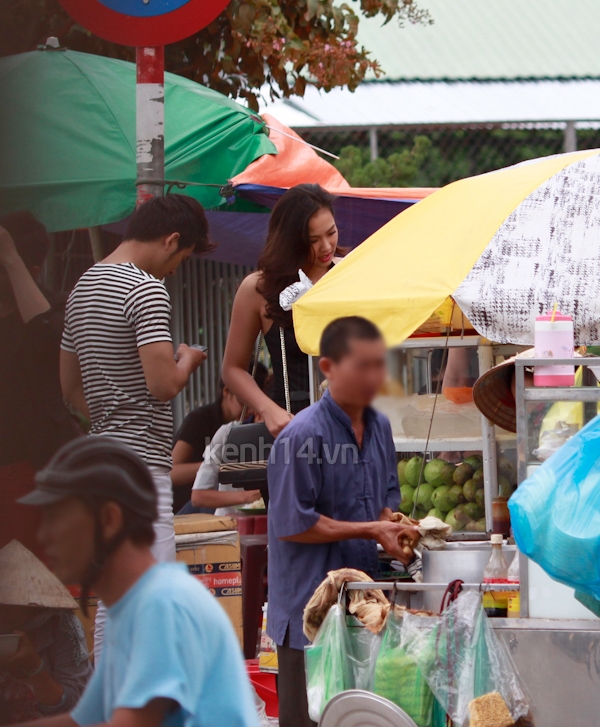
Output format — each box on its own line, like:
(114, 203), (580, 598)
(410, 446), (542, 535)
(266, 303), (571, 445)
(254, 515), (268, 534)
(246, 659), (278, 717)
(236, 515), (255, 535)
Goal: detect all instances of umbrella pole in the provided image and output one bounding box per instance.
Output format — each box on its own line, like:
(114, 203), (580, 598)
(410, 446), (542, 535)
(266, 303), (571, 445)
(136, 46), (165, 204)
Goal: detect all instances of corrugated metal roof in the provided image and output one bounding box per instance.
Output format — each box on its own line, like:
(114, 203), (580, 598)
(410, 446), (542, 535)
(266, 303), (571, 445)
(354, 0), (600, 81)
(261, 79), (600, 128)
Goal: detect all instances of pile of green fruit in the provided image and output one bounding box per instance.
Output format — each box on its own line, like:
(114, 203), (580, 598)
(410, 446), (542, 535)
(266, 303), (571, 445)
(397, 454), (486, 532)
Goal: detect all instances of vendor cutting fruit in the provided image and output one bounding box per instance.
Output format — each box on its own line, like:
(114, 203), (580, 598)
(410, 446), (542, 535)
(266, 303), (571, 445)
(267, 316), (419, 727)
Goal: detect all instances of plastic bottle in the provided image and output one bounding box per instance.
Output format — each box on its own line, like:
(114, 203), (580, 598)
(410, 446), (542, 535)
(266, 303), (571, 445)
(483, 534), (509, 617)
(534, 310), (574, 386)
(507, 550), (521, 618)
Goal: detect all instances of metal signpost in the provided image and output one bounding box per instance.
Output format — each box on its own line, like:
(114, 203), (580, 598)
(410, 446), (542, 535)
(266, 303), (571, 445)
(58, 0), (230, 203)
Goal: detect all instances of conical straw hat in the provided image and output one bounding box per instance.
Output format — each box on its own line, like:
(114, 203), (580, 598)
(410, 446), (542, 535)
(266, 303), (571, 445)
(472, 349), (535, 433)
(0, 540), (77, 610)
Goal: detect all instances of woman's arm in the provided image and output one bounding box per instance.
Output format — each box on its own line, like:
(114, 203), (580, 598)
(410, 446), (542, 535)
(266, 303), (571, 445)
(35, 613), (93, 716)
(170, 440), (202, 487)
(222, 274), (292, 437)
(0, 632), (64, 709)
(191, 488), (262, 508)
(0, 226), (51, 324)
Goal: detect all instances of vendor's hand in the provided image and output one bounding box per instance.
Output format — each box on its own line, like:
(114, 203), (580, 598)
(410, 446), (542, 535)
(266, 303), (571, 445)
(241, 489), (262, 505)
(375, 522), (420, 565)
(0, 226), (20, 266)
(0, 632), (43, 679)
(263, 404), (293, 437)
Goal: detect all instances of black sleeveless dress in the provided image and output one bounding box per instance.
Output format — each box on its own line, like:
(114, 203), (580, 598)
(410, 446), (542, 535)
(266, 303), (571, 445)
(264, 324), (311, 415)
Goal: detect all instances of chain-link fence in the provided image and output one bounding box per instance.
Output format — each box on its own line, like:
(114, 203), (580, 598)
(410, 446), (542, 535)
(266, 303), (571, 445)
(299, 125), (600, 188)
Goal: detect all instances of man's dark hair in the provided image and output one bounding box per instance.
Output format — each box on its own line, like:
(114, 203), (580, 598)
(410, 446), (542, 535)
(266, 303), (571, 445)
(0, 210), (50, 269)
(125, 194), (214, 254)
(83, 498), (156, 548)
(320, 316), (384, 362)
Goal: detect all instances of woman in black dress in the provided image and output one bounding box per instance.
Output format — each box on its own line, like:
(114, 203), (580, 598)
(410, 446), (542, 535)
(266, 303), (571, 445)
(222, 184), (344, 436)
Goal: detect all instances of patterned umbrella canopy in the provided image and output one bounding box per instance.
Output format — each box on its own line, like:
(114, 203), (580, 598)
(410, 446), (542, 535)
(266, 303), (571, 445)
(293, 149), (600, 354)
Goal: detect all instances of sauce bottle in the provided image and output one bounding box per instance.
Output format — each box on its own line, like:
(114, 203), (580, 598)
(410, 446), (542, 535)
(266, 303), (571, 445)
(507, 550), (521, 618)
(483, 534), (509, 617)
(492, 497), (511, 537)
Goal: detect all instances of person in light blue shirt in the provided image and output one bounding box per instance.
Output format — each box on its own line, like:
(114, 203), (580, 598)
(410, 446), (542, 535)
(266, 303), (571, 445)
(15, 437), (259, 727)
(267, 316), (419, 727)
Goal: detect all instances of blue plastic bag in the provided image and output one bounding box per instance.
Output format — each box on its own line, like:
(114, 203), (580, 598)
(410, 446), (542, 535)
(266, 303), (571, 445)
(509, 413), (600, 598)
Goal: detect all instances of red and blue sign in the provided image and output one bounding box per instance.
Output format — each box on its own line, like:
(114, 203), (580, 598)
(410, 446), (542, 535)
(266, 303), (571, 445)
(58, 0), (231, 46)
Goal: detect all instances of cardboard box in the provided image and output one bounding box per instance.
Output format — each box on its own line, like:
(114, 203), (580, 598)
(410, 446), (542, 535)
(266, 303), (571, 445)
(174, 514), (243, 646)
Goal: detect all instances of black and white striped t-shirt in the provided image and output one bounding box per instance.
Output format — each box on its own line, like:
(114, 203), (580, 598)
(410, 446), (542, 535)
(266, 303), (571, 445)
(62, 262), (174, 469)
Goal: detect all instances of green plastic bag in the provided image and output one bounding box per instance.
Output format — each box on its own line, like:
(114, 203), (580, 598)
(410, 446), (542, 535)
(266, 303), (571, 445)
(346, 615), (381, 691)
(305, 603), (354, 722)
(401, 591), (529, 726)
(373, 609), (435, 727)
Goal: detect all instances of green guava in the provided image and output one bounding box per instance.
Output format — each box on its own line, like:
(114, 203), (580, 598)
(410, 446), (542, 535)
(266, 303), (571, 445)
(464, 454), (483, 471)
(397, 460), (409, 486)
(475, 488), (486, 509)
(399, 485), (416, 514)
(424, 458), (456, 487)
(405, 456), (425, 487)
(453, 462), (474, 486)
(449, 484), (466, 506)
(431, 485), (453, 513)
(463, 502), (484, 521)
(463, 479), (477, 503)
(415, 483), (435, 512)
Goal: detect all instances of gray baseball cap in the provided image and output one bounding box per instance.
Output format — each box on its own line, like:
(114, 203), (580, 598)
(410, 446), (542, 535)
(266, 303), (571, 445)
(19, 437), (158, 520)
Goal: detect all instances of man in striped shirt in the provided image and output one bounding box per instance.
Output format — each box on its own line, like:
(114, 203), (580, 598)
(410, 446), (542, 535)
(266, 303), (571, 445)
(60, 195), (212, 652)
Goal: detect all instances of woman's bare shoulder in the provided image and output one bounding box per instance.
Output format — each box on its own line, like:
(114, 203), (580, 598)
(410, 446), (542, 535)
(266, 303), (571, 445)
(235, 271), (265, 308)
(238, 270), (261, 296)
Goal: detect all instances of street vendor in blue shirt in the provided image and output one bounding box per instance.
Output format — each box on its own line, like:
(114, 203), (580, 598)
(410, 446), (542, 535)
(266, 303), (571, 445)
(267, 316), (418, 727)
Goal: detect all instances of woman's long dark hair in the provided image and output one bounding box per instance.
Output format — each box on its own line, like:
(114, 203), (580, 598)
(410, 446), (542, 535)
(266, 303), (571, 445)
(256, 184), (345, 328)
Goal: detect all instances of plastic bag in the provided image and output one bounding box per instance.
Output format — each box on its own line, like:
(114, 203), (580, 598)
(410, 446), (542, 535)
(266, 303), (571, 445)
(373, 609), (436, 727)
(346, 615), (381, 691)
(304, 603), (354, 722)
(279, 269), (313, 311)
(509, 413), (600, 599)
(401, 591), (529, 726)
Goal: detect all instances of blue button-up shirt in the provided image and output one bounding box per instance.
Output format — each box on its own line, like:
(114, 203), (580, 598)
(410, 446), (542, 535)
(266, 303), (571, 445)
(267, 389), (400, 649)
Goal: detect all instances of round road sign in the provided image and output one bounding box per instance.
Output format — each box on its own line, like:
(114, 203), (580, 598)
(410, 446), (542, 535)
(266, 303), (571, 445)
(58, 0), (231, 46)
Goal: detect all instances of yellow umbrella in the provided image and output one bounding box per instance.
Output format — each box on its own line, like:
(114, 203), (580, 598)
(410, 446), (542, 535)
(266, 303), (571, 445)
(293, 149), (600, 354)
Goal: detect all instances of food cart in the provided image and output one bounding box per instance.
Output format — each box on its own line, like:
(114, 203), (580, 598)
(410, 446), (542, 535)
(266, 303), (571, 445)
(307, 346), (600, 726)
(291, 148), (600, 724)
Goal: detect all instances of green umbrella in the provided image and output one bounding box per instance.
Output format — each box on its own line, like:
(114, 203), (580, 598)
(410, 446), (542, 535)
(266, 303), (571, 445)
(0, 48), (276, 232)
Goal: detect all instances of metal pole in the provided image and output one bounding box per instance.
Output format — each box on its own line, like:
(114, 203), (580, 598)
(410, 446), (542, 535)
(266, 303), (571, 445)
(136, 46), (165, 204)
(478, 341), (498, 534)
(563, 121), (577, 153)
(369, 127), (379, 161)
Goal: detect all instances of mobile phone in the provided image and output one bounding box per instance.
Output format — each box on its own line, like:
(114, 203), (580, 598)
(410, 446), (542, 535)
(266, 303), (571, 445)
(190, 344), (208, 353)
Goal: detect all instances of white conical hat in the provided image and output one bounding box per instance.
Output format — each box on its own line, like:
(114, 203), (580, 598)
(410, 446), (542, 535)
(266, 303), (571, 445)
(0, 540), (77, 610)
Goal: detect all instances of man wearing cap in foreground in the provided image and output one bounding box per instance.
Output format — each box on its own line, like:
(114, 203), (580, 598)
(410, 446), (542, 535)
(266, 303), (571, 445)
(15, 437), (259, 727)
